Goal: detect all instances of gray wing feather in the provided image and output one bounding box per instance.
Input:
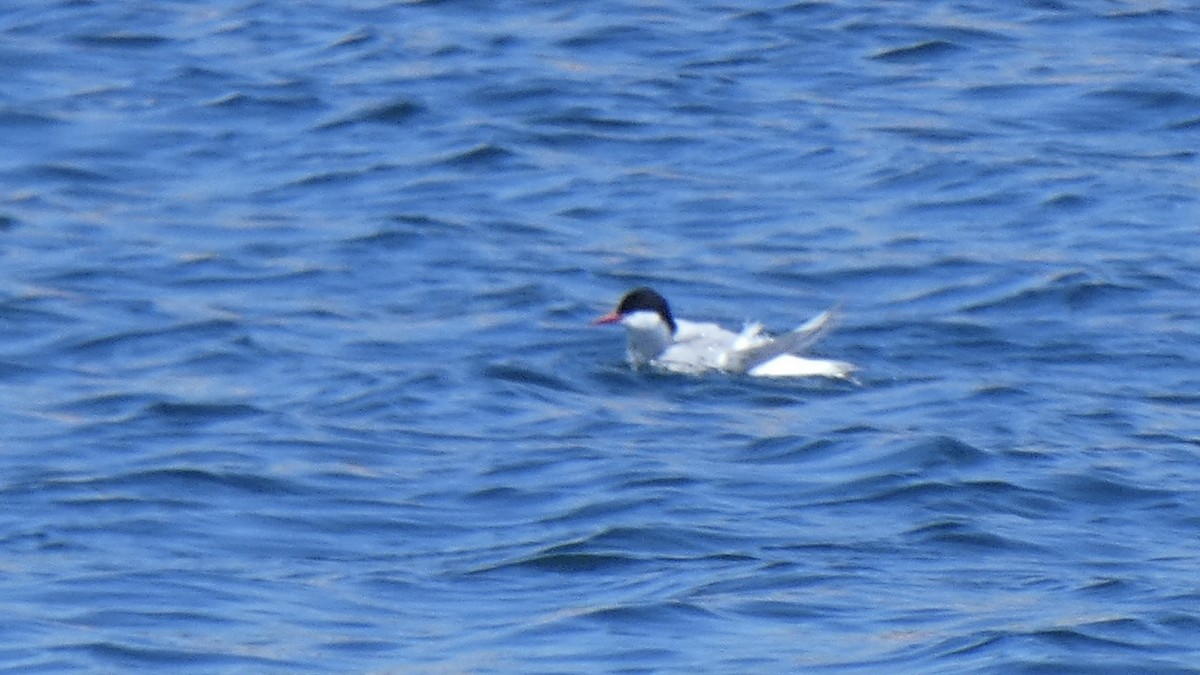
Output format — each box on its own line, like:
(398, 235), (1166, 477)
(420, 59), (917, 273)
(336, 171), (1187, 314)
(724, 307), (840, 373)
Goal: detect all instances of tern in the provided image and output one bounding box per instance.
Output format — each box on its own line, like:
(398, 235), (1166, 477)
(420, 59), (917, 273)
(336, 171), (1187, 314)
(593, 287), (856, 378)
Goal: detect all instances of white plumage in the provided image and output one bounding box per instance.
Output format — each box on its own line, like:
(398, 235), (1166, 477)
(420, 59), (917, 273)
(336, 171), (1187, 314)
(594, 288), (855, 379)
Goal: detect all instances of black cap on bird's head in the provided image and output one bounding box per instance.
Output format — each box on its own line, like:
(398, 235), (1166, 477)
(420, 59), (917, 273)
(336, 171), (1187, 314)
(592, 287), (677, 334)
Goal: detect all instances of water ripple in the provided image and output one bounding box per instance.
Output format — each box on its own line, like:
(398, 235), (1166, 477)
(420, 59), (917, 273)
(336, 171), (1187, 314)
(1, 0), (1198, 672)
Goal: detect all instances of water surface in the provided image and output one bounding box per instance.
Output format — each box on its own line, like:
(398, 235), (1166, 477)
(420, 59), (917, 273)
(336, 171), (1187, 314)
(2, 1), (1199, 672)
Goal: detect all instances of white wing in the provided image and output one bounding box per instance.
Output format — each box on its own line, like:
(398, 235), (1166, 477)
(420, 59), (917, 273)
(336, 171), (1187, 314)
(721, 308), (841, 373)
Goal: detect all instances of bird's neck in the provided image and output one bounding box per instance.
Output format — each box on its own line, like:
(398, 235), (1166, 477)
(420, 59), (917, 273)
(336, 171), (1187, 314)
(623, 312), (673, 365)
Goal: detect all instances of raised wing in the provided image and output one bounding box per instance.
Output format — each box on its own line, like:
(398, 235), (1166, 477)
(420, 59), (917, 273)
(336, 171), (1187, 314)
(721, 307), (840, 373)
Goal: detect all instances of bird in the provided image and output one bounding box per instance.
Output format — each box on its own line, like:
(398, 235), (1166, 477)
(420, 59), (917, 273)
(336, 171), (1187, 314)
(592, 287), (856, 378)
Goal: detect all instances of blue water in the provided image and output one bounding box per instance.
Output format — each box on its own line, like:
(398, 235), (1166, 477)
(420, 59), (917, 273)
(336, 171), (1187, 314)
(2, 1), (1199, 672)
